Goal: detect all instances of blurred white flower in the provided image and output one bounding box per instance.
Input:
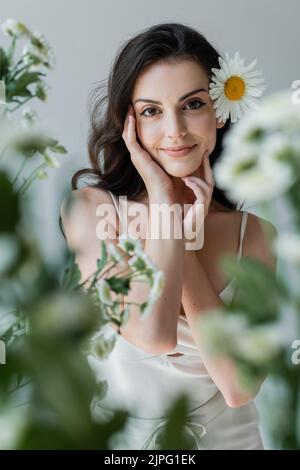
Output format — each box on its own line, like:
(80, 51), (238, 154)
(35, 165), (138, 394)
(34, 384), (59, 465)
(258, 90), (300, 131)
(43, 149), (60, 168)
(96, 279), (114, 306)
(89, 333), (116, 360)
(31, 292), (97, 336)
(234, 324), (282, 364)
(140, 270), (165, 319)
(118, 236), (143, 255)
(0, 309), (19, 337)
(23, 31), (55, 69)
(128, 249), (157, 273)
(199, 310), (283, 366)
(36, 169), (48, 180)
(149, 270), (165, 302)
(0, 235), (19, 275)
(274, 233), (300, 263)
(215, 150), (295, 203)
(34, 81), (49, 101)
(0, 406), (27, 450)
(21, 107), (39, 129)
(1, 19), (30, 38)
(199, 310), (249, 355)
(0, 80), (6, 105)
(0, 113), (46, 156)
(107, 243), (127, 267)
(214, 90), (300, 204)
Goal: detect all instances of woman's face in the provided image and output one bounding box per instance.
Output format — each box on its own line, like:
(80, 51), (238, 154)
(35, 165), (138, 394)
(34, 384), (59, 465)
(131, 59), (225, 178)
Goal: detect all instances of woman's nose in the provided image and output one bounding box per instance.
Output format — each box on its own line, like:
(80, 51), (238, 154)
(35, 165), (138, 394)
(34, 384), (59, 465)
(165, 113), (187, 139)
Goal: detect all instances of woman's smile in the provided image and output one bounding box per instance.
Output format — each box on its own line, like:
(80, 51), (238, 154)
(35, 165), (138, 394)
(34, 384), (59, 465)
(161, 144), (198, 158)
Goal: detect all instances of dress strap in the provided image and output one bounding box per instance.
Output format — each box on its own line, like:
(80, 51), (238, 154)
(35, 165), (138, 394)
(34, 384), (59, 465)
(237, 211), (248, 262)
(107, 190), (125, 236)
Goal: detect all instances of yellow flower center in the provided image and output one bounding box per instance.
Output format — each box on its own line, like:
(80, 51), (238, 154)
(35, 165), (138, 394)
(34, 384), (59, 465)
(224, 76), (246, 100)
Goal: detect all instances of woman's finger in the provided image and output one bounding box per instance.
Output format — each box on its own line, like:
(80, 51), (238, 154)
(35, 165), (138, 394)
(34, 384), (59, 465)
(203, 151), (214, 187)
(183, 179), (206, 201)
(122, 107), (130, 141)
(127, 108), (144, 156)
(184, 177), (210, 195)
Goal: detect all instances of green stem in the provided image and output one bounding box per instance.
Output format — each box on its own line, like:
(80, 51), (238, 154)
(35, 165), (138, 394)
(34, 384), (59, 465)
(17, 162), (47, 195)
(77, 261), (117, 291)
(12, 158), (28, 186)
(8, 53), (33, 81)
(7, 37), (16, 62)
(7, 57), (25, 80)
(10, 64), (33, 82)
(0, 145), (8, 161)
(8, 379), (32, 395)
(122, 301), (142, 307)
(9, 95), (33, 113)
(86, 268), (111, 293)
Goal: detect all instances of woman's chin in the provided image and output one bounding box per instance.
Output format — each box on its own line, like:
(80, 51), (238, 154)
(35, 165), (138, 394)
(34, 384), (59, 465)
(164, 165), (200, 178)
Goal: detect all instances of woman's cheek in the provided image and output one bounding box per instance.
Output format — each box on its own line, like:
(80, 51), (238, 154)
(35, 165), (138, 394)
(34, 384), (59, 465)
(136, 120), (160, 151)
(197, 114), (218, 153)
(207, 127), (217, 154)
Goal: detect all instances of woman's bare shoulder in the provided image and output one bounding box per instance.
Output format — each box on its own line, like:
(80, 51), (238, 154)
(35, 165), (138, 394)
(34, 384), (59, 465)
(211, 207), (277, 234)
(60, 186), (113, 218)
(244, 212), (278, 241)
(240, 211), (278, 272)
(60, 186), (116, 247)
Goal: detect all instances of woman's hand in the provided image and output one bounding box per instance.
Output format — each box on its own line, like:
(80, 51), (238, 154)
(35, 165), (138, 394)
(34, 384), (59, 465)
(180, 150), (215, 249)
(122, 104), (185, 203)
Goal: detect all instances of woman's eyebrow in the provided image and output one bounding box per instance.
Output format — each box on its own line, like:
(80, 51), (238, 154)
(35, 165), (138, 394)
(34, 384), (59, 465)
(133, 88), (208, 105)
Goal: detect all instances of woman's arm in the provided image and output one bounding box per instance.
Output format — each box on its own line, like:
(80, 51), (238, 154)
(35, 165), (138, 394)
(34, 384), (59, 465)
(61, 187), (184, 355)
(119, 193), (185, 354)
(181, 214), (278, 408)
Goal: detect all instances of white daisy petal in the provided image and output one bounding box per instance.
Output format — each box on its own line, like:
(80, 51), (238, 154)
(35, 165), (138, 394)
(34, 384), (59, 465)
(209, 89), (222, 99)
(209, 52), (265, 123)
(247, 87), (265, 98)
(243, 70), (264, 79)
(242, 58), (258, 73)
(244, 77), (265, 86)
(211, 67), (222, 76)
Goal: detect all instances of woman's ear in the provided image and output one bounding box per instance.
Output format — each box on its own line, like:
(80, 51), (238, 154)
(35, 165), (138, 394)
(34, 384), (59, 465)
(216, 117), (227, 129)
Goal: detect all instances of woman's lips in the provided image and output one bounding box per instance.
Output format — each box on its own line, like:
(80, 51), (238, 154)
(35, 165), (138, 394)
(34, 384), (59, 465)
(162, 144), (197, 157)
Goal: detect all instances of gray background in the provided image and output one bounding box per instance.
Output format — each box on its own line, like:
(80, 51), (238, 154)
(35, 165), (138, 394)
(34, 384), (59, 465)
(1, 0), (299, 448)
(1, 0), (299, 263)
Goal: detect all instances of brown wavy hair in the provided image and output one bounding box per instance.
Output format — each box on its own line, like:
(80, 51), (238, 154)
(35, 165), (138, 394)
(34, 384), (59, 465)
(64, 22), (239, 239)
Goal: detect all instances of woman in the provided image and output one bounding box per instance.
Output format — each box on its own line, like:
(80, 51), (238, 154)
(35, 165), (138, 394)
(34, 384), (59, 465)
(61, 23), (277, 449)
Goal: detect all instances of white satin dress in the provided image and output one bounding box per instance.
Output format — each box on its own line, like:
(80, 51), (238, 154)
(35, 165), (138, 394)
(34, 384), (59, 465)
(88, 191), (264, 450)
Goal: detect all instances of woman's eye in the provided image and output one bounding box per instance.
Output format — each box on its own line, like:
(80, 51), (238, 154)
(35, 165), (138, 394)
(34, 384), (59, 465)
(139, 107), (158, 117)
(185, 99), (205, 110)
(139, 99), (205, 117)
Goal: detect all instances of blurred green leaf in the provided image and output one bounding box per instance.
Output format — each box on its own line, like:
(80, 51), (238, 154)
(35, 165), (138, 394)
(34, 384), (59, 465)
(5, 72), (42, 100)
(89, 334), (116, 360)
(96, 241), (108, 271)
(61, 254), (81, 290)
(106, 276), (130, 295)
(220, 255), (285, 323)
(0, 171), (20, 232)
(0, 47), (9, 79)
(154, 394), (198, 450)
